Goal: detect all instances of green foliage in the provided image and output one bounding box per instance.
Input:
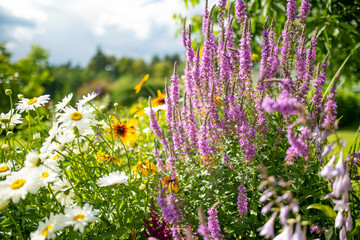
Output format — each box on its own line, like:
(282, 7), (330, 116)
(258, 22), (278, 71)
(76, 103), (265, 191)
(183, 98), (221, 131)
(335, 89), (360, 127)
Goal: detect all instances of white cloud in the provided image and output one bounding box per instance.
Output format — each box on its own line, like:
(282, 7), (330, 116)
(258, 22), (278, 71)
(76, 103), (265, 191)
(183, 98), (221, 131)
(0, 0), (219, 65)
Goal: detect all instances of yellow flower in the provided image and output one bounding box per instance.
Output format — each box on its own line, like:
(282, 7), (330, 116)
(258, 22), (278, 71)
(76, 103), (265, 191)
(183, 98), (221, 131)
(95, 151), (121, 164)
(105, 116), (139, 145)
(132, 160), (158, 177)
(134, 74), (150, 94)
(151, 90), (166, 107)
(162, 176), (179, 193)
(251, 53), (259, 61)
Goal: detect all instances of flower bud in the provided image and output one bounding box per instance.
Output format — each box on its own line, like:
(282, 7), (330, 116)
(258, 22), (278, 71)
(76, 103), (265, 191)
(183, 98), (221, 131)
(17, 94), (24, 100)
(139, 184), (146, 190)
(114, 103), (119, 108)
(33, 133), (41, 141)
(6, 131), (14, 138)
(0, 200), (9, 211)
(1, 144), (9, 151)
(5, 89), (12, 95)
(99, 105), (106, 113)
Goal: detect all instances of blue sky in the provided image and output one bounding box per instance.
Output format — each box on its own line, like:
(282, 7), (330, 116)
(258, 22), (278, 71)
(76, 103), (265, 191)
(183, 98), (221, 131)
(0, 0), (217, 66)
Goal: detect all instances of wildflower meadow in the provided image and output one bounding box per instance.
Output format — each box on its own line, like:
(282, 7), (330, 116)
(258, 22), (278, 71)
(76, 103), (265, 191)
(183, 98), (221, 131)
(0, 0), (359, 239)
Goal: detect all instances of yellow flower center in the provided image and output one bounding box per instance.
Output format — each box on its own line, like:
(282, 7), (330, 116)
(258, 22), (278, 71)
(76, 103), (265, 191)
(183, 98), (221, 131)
(27, 98), (38, 105)
(41, 172), (49, 178)
(41, 224), (53, 236)
(73, 214), (85, 221)
(70, 112), (82, 121)
(0, 166), (10, 173)
(11, 179), (26, 190)
(53, 154), (60, 160)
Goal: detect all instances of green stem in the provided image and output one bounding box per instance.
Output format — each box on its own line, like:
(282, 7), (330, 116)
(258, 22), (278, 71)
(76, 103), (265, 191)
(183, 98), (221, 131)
(5, 210), (25, 240)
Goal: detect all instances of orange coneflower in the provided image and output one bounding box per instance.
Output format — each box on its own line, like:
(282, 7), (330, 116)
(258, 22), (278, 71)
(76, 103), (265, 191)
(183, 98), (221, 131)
(151, 90), (166, 107)
(132, 160), (158, 177)
(162, 176), (179, 193)
(106, 116), (139, 145)
(134, 74), (150, 94)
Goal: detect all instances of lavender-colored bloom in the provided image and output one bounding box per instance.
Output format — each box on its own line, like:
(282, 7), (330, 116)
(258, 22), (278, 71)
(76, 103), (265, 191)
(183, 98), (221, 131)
(157, 193), (182, 227)
(346, 212), (353, 231)
(310, 224), (319, 234)
(237, 184), (248, 217)
(273, 224), (293, 240)
(335, 210), (344, 229)
(258, 212), (277, 239)
(292, 221), (306, 240)
(320, 154), (337, 179)
(262, 96), (305, 115)
(286, 0), (297, 22)
(207, 206), (223, 239)
(298, 0), (310, 22)
(279, 205), (290, 226)
(197, 225), (211, 240)
(340, 226), (347, 240)
(235, 0), (247, 24)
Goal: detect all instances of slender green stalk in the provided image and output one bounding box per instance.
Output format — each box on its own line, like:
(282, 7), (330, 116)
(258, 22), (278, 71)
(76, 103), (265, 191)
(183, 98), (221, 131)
(5, 210), (25, 240)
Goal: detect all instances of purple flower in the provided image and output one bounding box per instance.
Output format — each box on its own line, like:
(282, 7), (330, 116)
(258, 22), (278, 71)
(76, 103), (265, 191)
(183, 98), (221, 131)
(207, 206), (223, 239)
(237, 184), (248, 217)
(235, 0), (247, 23)
(258, 212), (277, 239)
(298, 0), (310, 22)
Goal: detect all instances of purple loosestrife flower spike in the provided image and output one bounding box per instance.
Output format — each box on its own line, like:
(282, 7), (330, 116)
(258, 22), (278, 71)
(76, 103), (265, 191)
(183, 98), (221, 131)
(237, 184), (248, 218)
(148, 97), (168, 150)
(235, 0), (247, 24)
(311, 56), (329, 122)
(207, 203), (223, 240)
(322, 72), (340, 130)
(286, 0), (297, 23)
(298, 0), (310, 22)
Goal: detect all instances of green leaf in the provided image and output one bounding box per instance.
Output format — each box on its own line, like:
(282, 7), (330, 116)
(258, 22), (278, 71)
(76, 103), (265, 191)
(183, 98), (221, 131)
(338, 22), (359, 35)
(307, 203), (336, 219)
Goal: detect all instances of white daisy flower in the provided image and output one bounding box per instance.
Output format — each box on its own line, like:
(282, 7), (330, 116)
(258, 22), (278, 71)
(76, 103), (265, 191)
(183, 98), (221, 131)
(16, 95), (50, 113)
(55, 93), (73, 112)
(77, 92), (98, 106)
(52, 178), (75, 206)
(96, 171), (129, 187)
(30, 213), (65, 240)
(37, 165), (60, 187)
(24, 152), (40, 168)
(57, 104), (96, 136)
(0, 168), (41, 204)
(0, 109), (22, 129)
(63, 203), (99, 233)
(0, 161), (14, 177)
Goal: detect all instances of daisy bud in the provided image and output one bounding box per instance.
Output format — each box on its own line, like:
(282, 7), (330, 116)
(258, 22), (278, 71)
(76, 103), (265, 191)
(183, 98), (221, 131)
(6, 131), (14, 138)
(0, 200), (9, 210)
(5, 89), (12, 95)
(114, 103), (119, 108)
(139, 184), (146, 190)
(99, 105), (106, 113)
(25, 152), (40, 168)
(1, 144), (9, 151)
(33, 133), (41, 141)
(17, 94), (24, 100)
